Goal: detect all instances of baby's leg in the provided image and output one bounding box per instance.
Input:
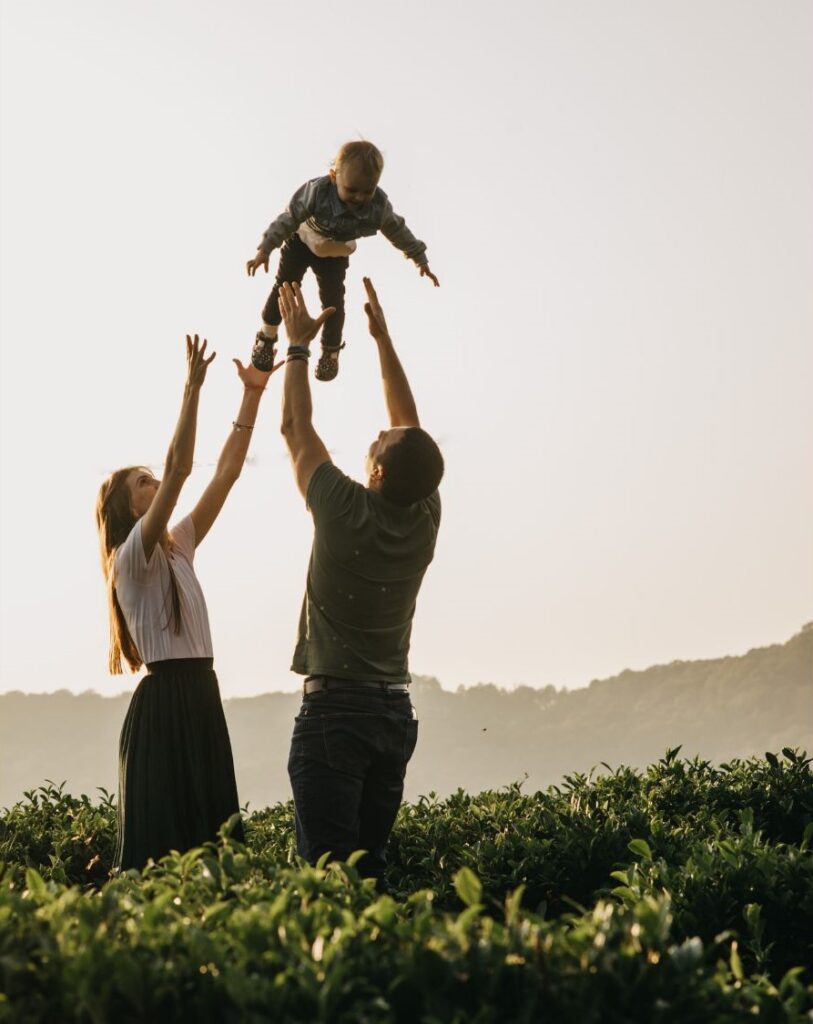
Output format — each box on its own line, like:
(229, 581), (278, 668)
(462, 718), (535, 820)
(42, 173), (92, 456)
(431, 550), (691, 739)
(312, 255), (349, 381)
(253, 236), (311, 369)
(261, 235), (311, 334)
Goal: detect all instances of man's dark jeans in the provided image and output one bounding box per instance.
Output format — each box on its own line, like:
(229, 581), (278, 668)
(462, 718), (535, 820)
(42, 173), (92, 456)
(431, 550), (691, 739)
(287, 685), (418, 883)
(262, 234), (348, 350)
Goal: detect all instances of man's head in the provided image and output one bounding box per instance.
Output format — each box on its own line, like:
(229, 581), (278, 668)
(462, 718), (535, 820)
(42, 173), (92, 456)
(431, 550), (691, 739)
(366, 427), (444, 506)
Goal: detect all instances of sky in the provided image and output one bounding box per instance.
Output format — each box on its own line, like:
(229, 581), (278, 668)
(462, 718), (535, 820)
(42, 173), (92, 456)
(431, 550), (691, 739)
(0, 0), (811, 698)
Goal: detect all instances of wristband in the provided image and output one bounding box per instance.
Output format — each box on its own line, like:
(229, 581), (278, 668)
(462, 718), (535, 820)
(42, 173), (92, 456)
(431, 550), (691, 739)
(287, 345), (311, 359)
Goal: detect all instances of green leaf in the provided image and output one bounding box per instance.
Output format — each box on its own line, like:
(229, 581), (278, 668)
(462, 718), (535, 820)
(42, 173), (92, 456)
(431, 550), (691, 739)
(505, 885), (525, 924)
(628, 839), (653, 861)
(730, 941), (744, 981)
(737, 807), (754, 834)
(203, 901), (232, 926)
(743, 903), (764, 944)
(25, 868), (49, 902)
(765, 752), (779, 769)
(454, 867), (482, 907)
(778, 966), (806, 996)
(363, 896), (397, 928)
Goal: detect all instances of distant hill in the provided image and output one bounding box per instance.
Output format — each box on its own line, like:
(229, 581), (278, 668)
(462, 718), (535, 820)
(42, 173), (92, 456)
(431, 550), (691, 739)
(1, 626), (811, 810)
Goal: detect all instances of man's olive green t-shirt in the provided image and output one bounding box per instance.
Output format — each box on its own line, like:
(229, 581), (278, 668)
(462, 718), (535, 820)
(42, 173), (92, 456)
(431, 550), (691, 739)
(292, 461), (441, 682)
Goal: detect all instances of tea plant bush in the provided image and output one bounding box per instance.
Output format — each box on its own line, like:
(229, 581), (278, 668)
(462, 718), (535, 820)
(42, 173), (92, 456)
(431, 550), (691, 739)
(385, 748), (813, 909)
(1, 751), (812, 1022)
(0, 783), (115, 890)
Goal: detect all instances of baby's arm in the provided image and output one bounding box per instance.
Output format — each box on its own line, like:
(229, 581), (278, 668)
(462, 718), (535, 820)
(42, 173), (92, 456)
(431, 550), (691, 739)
(246, 179), (319, 276)
(380, 199), (439, 287)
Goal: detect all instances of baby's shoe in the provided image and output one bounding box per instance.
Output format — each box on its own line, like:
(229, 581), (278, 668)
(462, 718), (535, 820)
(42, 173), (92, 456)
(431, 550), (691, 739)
(251, 331), (277, 372)
(315, 343), (345, 382)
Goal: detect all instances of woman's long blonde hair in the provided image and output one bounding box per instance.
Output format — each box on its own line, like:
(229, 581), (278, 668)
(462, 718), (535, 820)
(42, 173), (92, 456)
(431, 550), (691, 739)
(95, 467), (181, 674)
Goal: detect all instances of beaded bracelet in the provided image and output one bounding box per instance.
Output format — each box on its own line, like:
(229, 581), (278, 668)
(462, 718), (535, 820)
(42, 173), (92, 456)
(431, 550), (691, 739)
(287, 345), (311, 359)
(232, 421), (254, 432)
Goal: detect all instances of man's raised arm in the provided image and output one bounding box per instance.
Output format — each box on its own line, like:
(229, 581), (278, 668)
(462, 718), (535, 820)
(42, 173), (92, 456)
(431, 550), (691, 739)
(363, 277), (420, 429)
(278, 283), (334, 499)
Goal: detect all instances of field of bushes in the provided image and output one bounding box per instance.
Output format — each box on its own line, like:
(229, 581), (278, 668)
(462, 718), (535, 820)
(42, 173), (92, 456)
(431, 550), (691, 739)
(2, 749), (812, 1022)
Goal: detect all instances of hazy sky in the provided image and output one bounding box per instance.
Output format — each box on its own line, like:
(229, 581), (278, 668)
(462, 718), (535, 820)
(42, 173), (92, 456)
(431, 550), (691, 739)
(1, 0), (811, 698)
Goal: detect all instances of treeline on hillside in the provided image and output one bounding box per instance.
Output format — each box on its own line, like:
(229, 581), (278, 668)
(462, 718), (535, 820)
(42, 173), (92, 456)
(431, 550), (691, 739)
(1, 624), (810, 810)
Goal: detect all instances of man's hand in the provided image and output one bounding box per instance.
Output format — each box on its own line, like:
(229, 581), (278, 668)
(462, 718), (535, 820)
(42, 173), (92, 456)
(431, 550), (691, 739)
(419, 264), (440, 287)
(364, 277), (420, 427)
(363, 276), (391, 344)
(246, 250), (270, 276)
(278, 282), (335, 348)
(232, 358), (283, 389)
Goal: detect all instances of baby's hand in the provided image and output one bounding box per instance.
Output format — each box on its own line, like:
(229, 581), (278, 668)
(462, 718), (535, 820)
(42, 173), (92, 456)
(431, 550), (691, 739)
(246, 251), (270, 276)
(419, 264), (440, 288)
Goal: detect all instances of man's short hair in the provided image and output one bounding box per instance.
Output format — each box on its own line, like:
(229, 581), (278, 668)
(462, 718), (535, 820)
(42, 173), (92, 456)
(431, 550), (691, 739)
(378, 428), (444, 506)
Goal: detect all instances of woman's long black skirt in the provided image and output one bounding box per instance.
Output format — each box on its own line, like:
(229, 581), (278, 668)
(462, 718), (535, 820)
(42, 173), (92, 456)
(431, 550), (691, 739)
(114, 658), (244, 871)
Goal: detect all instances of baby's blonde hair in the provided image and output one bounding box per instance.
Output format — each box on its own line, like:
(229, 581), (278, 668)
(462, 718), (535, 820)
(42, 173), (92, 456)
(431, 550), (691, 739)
(334, 140), (384, 181)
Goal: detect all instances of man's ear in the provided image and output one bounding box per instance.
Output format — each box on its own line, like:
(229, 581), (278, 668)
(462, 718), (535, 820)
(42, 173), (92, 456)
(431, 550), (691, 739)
(329, 167), (337, 183)
(370, 462), (384, 484)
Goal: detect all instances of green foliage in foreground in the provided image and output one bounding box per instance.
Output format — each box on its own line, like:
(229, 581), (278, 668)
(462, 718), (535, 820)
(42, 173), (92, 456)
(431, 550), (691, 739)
(1, 751), (812, 1022)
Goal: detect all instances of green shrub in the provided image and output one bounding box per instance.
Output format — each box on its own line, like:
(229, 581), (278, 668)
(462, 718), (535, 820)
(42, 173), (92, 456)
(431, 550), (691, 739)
(1, 752), (811, 1021)
(0, 781), (115, 889)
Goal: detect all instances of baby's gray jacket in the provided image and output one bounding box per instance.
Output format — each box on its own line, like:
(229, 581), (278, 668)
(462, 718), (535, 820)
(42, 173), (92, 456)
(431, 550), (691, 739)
(258, 176), (428, 266)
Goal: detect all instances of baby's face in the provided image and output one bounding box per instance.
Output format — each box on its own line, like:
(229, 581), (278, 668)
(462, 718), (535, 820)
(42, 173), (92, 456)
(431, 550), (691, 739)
(332, 162), (379, 207)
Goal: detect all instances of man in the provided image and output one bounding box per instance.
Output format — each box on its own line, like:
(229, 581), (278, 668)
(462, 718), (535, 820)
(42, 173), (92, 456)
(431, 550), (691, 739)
(278, 277), (444, 883)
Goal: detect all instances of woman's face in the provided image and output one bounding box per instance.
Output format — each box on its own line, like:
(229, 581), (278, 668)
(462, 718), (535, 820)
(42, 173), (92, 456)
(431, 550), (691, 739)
(126, 468), (160, 518)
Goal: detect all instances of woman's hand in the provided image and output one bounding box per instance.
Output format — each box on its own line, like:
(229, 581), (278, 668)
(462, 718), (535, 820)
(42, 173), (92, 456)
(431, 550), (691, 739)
(141, 334), (211, 557)
(419, 264), (440, 287)
(278, 281), (335, 348)
(232, 357), (283, 388)
(246, 250), (270, 276)
(190, 353), (278, 547)
(186, 334), (216, 389)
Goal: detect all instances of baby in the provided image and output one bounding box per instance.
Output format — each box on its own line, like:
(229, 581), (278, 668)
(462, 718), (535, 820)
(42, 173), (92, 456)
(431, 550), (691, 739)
(246, 140), (438, 381)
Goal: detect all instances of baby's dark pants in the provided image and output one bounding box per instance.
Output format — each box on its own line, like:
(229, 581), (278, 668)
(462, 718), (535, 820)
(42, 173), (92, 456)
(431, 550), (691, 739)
(262, 234), (348, 350)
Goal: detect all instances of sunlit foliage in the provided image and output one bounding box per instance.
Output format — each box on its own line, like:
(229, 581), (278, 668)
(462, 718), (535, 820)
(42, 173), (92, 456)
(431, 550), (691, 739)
(2, 751), (811, 1021)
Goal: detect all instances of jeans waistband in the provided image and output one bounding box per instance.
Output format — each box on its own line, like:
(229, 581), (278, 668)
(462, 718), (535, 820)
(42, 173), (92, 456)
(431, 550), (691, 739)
(146, 657), (214, 674)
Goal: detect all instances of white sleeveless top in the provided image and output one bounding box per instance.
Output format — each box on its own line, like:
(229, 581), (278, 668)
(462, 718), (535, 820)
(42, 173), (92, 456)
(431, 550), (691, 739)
(114, 515), (213, 664)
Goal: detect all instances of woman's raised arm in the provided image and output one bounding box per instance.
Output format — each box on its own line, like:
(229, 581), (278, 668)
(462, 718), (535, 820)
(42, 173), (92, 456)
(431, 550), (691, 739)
(140, 335), (215, 560)
(190, 358), (280, 546)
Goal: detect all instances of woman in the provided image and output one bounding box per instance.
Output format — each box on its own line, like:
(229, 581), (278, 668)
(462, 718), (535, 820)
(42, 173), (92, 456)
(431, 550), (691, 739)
(95, 334), (275, 871)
